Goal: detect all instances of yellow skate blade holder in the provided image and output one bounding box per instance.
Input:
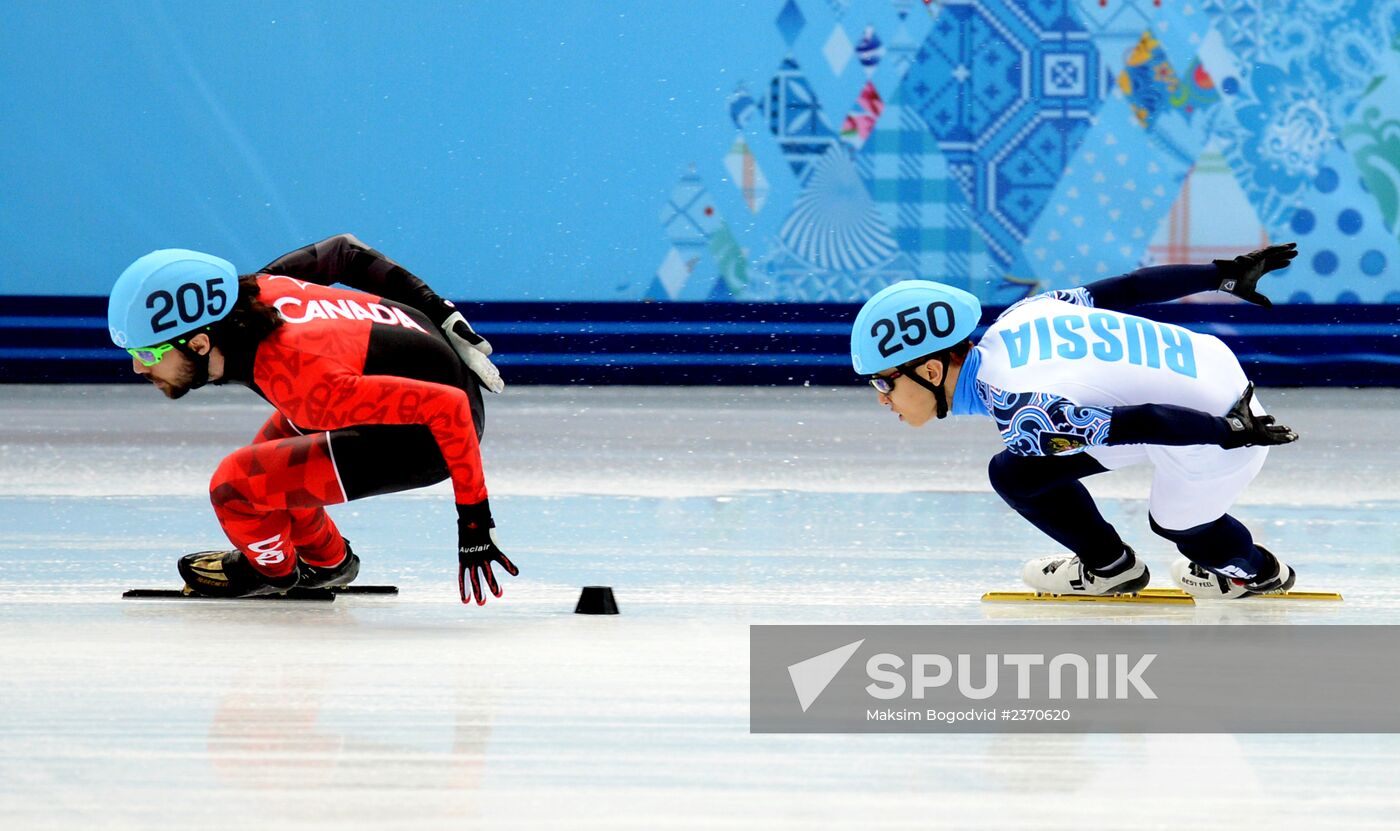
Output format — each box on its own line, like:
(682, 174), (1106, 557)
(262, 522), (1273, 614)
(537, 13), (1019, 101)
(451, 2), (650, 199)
(981, 590), (1195, 605)
(1136, 588), (1343, 601)
(980, 588), (1343, 604)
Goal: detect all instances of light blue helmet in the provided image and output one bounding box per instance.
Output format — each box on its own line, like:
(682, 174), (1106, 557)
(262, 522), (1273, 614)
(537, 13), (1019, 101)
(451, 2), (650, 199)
(108, 249), (238, 348)
(850, 280), (982, 375)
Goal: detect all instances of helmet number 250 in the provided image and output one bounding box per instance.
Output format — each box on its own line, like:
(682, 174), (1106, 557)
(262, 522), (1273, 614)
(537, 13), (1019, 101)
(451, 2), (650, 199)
(871, 302), (955, 358)
(147, 279), (229, 334)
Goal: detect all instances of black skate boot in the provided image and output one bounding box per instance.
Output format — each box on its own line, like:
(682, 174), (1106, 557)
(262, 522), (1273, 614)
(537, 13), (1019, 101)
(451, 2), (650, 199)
(298, 541), (360, 590)
(1240, 546), (1297, 596)
(178, 550), (299, 598)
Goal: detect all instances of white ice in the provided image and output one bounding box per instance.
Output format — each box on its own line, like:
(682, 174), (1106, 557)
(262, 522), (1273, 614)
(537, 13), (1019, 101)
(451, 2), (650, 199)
(2, 385), (1398, 829)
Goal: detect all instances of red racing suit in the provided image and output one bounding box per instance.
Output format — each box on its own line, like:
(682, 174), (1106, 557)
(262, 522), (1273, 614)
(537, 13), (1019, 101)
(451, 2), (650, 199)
(208, 235), (487, 578)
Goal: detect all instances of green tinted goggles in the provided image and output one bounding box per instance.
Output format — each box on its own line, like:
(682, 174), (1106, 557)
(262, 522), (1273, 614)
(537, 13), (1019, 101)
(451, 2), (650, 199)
(126, 343), (176, 366)
(126, 336), (193, 367)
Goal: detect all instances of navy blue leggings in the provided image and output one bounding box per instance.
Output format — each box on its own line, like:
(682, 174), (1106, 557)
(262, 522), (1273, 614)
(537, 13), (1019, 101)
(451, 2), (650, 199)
(986, 450), (1272, 578)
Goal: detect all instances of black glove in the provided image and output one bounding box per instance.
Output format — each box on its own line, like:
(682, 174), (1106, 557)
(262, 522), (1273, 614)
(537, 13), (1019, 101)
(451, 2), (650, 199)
(456, 499), (518, 605)
(1219, 383), (1299, 449)
(1213, 242), (1298, 308)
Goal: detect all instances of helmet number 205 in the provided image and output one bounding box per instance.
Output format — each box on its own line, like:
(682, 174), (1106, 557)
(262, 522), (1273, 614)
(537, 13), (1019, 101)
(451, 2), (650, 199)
(871, 302), (955, 358)
(147, 279), (229, 334)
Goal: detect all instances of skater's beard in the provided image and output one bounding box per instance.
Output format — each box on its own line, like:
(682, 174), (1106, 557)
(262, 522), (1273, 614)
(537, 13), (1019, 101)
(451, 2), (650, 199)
(158, 350), (211, 400)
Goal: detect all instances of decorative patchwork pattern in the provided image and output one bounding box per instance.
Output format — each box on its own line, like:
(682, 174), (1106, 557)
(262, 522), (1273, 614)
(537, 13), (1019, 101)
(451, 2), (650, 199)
(855, 26), (885, 73)
(724, 137), (771, 214)
(1071, 0), (1212, 74)
(1148, 144), (1269, 272)
(776, 0), (807, 47)
(854, 88), (995, 297)
(1119, 32), (1219, 131)
(654, 0), (1398, 305)
(839, 81), (884, 146)
(768, 56), (844, 182)
(823, 23), (855, 75)
(898, 0), (1108, 270)
(1025, 28), (1223, 289)
(1199, 10), (1400, 302)
(778, 147), (898, 272)
(652, 168), (744, 300)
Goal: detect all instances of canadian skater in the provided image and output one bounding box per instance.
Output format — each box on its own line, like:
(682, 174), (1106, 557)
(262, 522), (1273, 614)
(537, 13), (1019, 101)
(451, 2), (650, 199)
(107, 234), (517, 604)
(850, 244), (1303, 600)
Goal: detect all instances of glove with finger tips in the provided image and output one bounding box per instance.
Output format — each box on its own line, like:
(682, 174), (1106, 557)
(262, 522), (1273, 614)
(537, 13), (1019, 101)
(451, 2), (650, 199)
(441, 311), (505, 393)
(456, 499), (519, 605)
(1219, 383), (1300, 449)
(1213, 241), (1298, 309)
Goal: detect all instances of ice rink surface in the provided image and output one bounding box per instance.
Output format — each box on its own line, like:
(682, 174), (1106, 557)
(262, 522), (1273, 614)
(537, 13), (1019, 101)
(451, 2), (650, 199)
(2, 384), (1399, 830)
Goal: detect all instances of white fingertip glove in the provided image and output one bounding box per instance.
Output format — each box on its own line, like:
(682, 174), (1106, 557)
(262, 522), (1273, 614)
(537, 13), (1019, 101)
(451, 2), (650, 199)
(441, 311), (505, 393)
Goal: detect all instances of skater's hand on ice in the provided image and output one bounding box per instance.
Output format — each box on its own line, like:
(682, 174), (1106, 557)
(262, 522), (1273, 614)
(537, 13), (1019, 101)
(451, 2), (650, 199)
(1220, 383), (1299, 449)
(1213, 242), (1298, 308)
(441, 311), (505, 394)
(456, 500), (519, 605)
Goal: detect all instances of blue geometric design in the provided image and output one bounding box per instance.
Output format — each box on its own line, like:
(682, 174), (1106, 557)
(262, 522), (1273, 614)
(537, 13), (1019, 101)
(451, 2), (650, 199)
(1266, 142), (1400, 303)
(897, 0), (1108, 270)
(1071, 0), (1213, 74)
(776, 0), (807, 48)
(1043, 53), (1086, 98)
(854, 87), (996, 298)
(779, 147), (897, 272)
(657, 0), (1398, 306)
(1196, 4), (1400, 303)
(767, 56), (843, 182)
(1024, 96), (1205, 287)
(1025, 23), (1226, 289)
(1204, 0), (1382, 130)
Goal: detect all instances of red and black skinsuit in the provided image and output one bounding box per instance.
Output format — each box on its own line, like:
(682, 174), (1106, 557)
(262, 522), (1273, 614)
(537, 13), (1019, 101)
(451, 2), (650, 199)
(209, 234), (486, 578)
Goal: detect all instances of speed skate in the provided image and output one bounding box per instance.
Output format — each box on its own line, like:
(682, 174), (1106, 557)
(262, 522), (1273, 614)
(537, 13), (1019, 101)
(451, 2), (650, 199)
(122, 585), (398, 601)
(982, 587), (1342, 604)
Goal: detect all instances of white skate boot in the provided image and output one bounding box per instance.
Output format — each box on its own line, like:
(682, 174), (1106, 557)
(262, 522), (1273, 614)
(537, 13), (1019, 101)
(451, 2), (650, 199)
(1022, 547), (1150, 596)
(1170, 546), (1296, 599)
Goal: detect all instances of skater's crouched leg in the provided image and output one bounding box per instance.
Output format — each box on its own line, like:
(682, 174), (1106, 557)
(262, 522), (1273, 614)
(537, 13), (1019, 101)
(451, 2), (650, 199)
(987, 450), (1125, 570)
(1150, 513), (1296, 598)
(1148, 513), (1272, 581)
(208, 433), (348, 580)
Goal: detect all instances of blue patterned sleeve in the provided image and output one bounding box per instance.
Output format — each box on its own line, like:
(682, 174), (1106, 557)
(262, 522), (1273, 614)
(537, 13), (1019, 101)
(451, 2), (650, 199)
(997, 287), (1094, 320)
(1039, 287), (1094, 307)
(976, 380), (1113, 456)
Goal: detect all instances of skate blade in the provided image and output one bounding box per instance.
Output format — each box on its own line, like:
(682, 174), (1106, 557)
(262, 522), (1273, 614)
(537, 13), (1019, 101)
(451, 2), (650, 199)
(981, 591), (1195, 605)
(1137, 588), (1343, 602)
(123, 587), (334, 601)
(122, 585), (398, 600)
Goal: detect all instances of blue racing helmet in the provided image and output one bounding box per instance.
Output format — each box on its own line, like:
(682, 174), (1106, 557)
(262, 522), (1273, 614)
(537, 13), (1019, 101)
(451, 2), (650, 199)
(850, 280), (982, 375)
(108, 249), (238, 348)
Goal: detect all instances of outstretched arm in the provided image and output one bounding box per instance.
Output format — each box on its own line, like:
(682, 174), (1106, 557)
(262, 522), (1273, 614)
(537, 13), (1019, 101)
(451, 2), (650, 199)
(1083, 243), (1298, 311)
(261, 234), (504, 393)
(988, 385), (1298, 457)
(260, 233), (456, 325)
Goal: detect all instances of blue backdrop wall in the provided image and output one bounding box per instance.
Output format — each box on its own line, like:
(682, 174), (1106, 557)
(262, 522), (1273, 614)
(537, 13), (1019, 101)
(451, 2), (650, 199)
(3, 0), (1398, 382)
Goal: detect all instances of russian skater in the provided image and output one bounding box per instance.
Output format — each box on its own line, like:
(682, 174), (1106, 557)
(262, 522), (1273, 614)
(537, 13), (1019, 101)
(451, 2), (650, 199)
(850, 244), (1302, 599)
(107, 234), (517, 604)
